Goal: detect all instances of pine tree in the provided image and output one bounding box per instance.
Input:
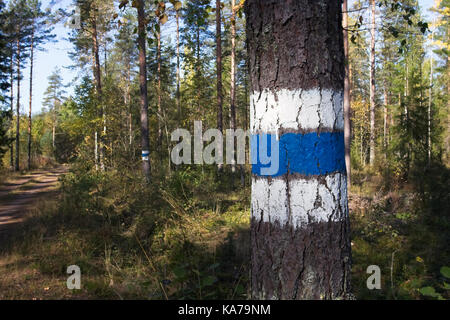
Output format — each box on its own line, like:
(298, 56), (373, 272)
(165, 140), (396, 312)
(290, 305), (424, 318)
(8, 0), (33, 171)
(42, 68), (66, 155)
(136, 0), (151, 181)
(246, 0), (351, 299)
(26, 0), (55, 169)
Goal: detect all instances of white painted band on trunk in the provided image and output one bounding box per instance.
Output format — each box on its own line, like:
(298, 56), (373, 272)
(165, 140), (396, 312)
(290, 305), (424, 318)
(250, 88), (344, 134)
(251, 173), (348, 228)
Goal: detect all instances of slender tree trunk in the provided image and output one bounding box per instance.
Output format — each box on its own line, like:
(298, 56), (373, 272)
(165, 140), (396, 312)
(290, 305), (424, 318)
(52, 92), (57, 152)
(447, 36), (450, 161)
(343, 0), (351, 186)
(127, 64), (132, 147)
(196, 23), (201, 115)
(15, 38), (20, 172)
(369, 0), (376, 165)
(92, 12), (105, 171)
(216, 0), (223, 172)
(95, 131), (98, 171)
(10, 49), (14, 169)
(91, 55), (99, 169)
(52, 117), (56, 149)
(383, 85), (388, 151)
(230, 0), (237, 174)
(157, 22), (162, 160)
(246, 0), (351, 299)
(176, 9), (181, 126)
(241, 74), (249, 187)
(405, 61), (410, 172)
(428, 31), (434, 164)
(28, 26), (35, 171)
(360, 124), (363, 165)
(137, 0), (151, 181)
(405, 61), (408, 117)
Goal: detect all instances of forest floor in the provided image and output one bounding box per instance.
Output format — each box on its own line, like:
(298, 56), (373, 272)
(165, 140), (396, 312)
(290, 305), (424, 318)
(0, 165), (74, 299)
(0, 164), (447, 300)
(0, 166), (67, 235)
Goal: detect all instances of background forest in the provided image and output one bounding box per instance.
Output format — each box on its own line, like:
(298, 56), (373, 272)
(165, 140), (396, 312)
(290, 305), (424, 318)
(0, 0), (448, 300)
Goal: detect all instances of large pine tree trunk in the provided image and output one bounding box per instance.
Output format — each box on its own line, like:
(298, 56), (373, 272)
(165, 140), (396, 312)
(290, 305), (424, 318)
(246, 0), (351, 300)
(369, 0), (376, 165)
(216, 0), (223, 171)
(343, 0), (351, 186)
(137, 0), (151, 181)
(28, 26), (35, 171)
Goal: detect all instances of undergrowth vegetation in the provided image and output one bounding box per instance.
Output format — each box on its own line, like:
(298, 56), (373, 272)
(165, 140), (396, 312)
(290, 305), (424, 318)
(0, 159), (448, 300)
(0, 162), (251, 299)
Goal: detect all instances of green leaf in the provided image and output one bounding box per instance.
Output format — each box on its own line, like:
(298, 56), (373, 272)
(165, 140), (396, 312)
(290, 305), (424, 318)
(420, 286), (439, 297)
(440, 266), (450, 279)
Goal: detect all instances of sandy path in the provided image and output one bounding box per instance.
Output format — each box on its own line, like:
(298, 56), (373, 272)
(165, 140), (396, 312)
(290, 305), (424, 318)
(0, 166), (68, 235)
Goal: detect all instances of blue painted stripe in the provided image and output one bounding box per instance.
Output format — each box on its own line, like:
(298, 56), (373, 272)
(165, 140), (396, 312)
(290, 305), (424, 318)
(251, 132), (346, 177)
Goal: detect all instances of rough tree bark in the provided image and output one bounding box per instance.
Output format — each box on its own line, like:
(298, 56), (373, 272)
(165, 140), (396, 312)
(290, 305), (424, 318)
(137, 0), (151, 181)
(343, 0), (351, 186)
(246, 0), (352, 300)
(369, 0), (376, 165)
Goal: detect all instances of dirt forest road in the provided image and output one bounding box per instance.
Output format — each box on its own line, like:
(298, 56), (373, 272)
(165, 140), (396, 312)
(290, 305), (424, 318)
(0, 166), (68, 237)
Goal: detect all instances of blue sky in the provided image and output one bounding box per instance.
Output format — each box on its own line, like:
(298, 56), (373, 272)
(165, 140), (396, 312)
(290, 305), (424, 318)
(19, 0), (438, 115)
